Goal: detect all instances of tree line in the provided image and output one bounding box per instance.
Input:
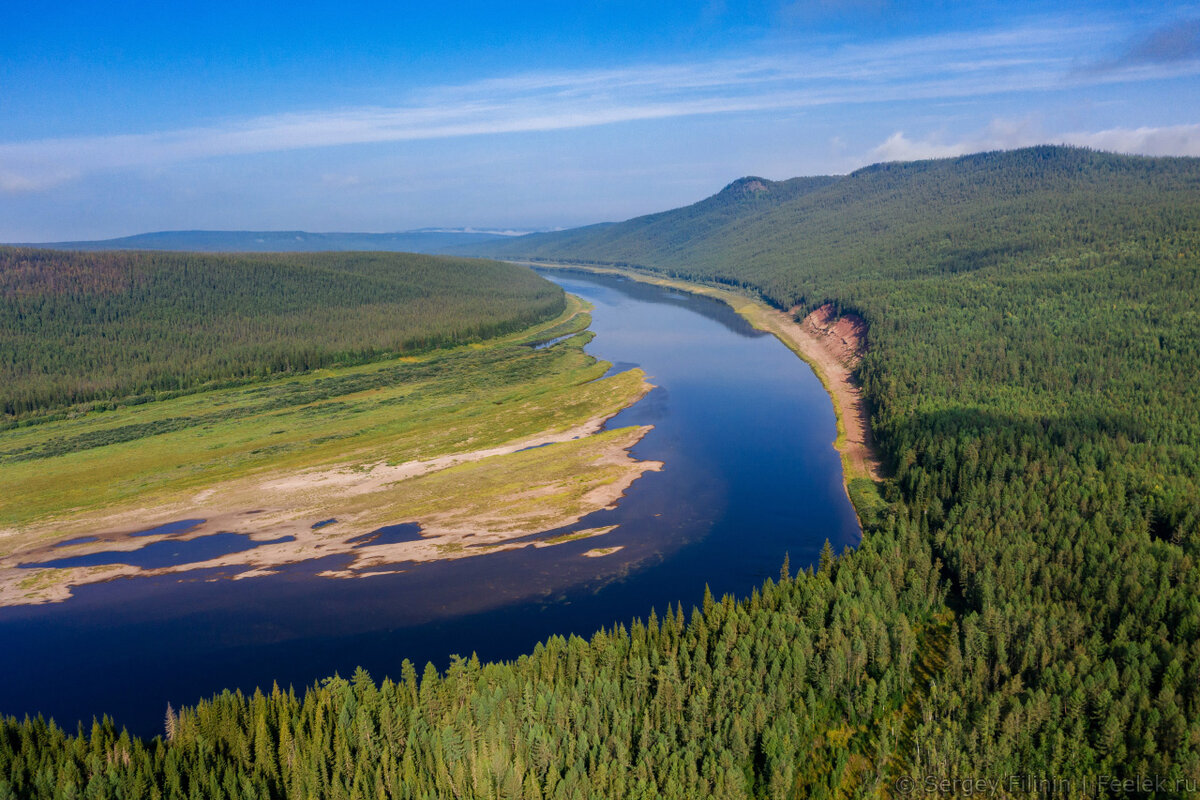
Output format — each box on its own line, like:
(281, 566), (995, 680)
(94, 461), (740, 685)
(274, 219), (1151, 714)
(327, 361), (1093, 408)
(2, 146), (1198, 796)
(477, 146), (1200, 789)
(0, 249), (565, 419)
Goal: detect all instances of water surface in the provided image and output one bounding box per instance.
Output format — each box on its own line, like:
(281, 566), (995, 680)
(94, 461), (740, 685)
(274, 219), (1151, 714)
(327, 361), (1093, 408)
(22, 533), (292, 571)
(0, 269), (859, 736)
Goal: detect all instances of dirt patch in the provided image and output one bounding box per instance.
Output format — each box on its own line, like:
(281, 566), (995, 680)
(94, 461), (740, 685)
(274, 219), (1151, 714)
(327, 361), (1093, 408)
(801, 304), (868, 367)
(762, 303), (882, 482)
(583, 546), (623, 557)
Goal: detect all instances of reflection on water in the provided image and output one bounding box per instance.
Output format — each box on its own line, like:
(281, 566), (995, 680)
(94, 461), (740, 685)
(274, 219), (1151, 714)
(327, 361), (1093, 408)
(531, 333), (576, 350)
(23, 533), (294, 571)
(0, 267), (859, 736)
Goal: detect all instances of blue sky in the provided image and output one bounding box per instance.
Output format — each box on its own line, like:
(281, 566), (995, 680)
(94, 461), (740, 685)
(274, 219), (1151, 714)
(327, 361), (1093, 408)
(2, 1), (1198, 241)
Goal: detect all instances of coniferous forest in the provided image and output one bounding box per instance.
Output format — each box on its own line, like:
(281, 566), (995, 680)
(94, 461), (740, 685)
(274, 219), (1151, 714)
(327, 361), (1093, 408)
(2, 147), (1199, 797)
(0, 249), (565, 419)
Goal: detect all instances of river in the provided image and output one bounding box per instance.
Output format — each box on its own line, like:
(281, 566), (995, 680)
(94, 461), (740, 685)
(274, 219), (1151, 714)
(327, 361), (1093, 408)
(0, 268), (859, 736)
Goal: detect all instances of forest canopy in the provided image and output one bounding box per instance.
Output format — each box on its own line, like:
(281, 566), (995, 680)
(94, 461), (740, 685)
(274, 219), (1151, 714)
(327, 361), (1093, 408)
(3, 147), (1199, 797)
(0, 249), (565, 418)
(472, 146), (1200, 789)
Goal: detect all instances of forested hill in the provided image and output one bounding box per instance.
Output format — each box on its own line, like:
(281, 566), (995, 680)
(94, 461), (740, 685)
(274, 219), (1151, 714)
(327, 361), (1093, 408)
(2, 147), (1199, 797)
(0, 249), (564, 418)
(471, 147), (1200, 303)
(19, 229), (513, 255)
(469, 148), (1200, 785)
(466, 174), (838, 265)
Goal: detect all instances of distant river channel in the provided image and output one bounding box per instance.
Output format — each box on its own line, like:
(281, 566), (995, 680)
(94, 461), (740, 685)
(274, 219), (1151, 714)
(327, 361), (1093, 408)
(0, 268), (859, 736)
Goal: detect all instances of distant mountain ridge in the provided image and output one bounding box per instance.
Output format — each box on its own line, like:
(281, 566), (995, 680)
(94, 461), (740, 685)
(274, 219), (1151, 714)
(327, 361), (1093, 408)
(4, 145), (1200, 792)
(16, 229), (522, 255)
(456, 173), (837, 268)
(455, 145), (1200, 786)
(461, 146), (1200, 309)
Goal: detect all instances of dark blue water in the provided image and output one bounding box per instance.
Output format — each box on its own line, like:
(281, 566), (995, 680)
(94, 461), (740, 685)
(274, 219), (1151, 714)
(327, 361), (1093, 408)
(130, 519), (206, 538)
(0, 269), (859, 737)
(531, 333), (577, 350)
(53, 536), (99, 548)
(21, 533), (294, 571)
(348, 523), (423, 547)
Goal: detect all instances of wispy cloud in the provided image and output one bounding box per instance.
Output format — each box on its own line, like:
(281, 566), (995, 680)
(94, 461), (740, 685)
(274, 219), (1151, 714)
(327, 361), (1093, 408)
(1124, 18), (1200, 63)
(1065, 123), (1200, 156)
(866, 120), (1200, 163)
(0, 167), (80, 194)
(1086, 17), (1200, 73)
(2, 17), (1197, 193)
(320, 173), (361, 188)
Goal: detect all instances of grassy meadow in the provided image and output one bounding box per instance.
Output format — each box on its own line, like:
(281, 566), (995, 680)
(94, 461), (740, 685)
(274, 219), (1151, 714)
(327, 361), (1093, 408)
(0, 294), (647, 550)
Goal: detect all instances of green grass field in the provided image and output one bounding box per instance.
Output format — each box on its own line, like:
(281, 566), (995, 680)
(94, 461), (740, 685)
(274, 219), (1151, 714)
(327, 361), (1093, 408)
(0, 296), (648, 553)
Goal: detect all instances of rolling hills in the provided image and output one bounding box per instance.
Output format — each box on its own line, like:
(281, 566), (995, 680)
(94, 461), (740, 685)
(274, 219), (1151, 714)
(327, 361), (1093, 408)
(16, 229), (516, 254)
(3, 147), (1199, 796)
(471, 146), (1200, 784)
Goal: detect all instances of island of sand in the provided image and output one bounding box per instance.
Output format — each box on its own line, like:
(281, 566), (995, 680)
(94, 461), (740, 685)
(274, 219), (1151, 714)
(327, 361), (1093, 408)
(0, 295), (661, 606)
(1, 403), (660, 606)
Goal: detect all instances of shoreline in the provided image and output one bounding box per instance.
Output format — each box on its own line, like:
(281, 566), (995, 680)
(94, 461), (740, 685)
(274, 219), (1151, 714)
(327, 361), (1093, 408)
(516, 261), (885, 525)
(0, 263), (880, 605)
(0, 408), (660, 607)
(0, 299), (662, 606)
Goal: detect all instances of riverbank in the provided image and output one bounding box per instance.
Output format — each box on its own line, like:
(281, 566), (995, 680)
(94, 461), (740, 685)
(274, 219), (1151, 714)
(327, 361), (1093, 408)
(0, 298), (660, 605)
(516, 262), (886, 523)
(2, 420), (659, 607)
(1, 260), (864, 736)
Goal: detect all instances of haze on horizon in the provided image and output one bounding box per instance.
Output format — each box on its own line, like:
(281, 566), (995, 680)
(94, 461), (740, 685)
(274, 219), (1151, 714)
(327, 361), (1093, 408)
(2, 0), (1198, 242)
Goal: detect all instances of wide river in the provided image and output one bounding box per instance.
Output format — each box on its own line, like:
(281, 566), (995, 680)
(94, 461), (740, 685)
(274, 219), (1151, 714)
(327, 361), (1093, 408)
(0, 269), (859, 736)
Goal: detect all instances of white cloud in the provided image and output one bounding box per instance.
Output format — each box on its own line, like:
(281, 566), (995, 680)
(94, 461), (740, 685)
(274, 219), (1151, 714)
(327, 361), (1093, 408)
(1066, 123), (1200, 156)
(868, 118), (1047, 161)
(864, 121), (1200, 165)
(0, 168), (79, 194)
(1, 17), (1197, 193)
(870, 132), (974, 162)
